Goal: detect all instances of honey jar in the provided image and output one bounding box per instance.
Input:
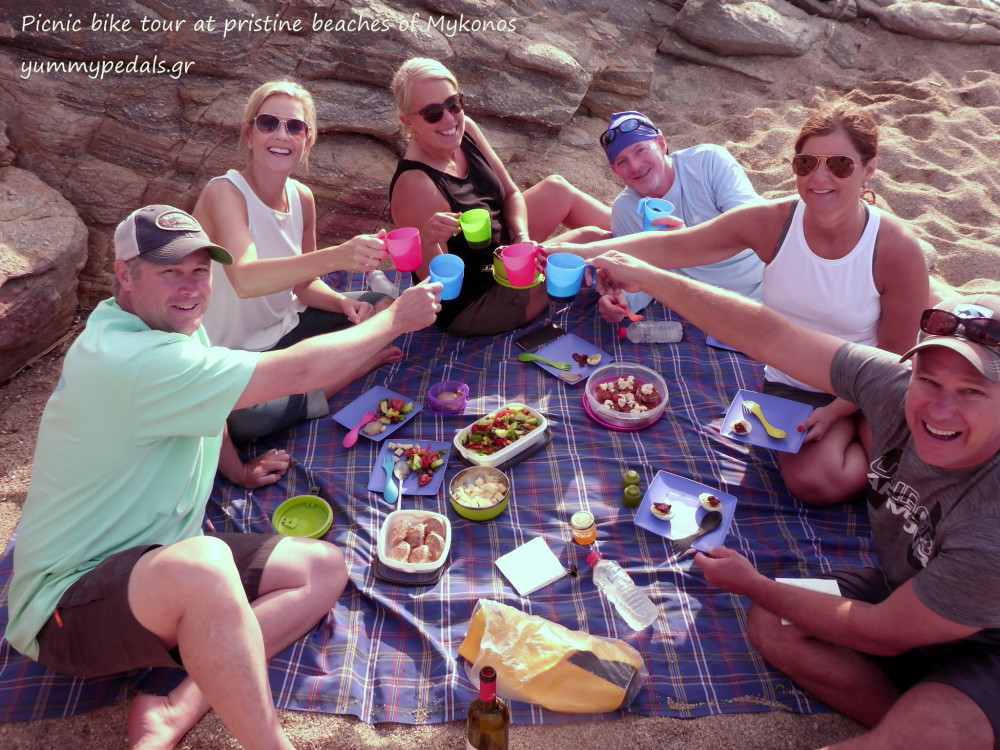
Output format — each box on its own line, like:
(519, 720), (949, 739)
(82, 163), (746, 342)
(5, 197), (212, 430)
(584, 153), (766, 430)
(570, 511), (597, 545)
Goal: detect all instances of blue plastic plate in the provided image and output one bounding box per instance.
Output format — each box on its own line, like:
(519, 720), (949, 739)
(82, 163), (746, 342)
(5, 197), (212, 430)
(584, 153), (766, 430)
(367, 441), (451, 497)
(526, 333), (613, 385)
(722, 389), (814, 454)
(634, 470), (737, 553)
(331, 386), (421, 442)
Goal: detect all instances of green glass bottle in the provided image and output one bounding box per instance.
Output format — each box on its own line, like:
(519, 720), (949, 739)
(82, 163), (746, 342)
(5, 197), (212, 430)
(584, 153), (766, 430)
(466, 665), (509, 750)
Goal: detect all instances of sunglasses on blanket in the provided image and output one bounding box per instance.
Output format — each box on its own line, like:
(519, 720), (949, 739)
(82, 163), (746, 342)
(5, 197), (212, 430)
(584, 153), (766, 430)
(599, 116), (656, 149)
(254, 113), (310, 139)
(413, 93), (465, 124)
(920, 308), (1000, 349)
(791, 153), (859, 179)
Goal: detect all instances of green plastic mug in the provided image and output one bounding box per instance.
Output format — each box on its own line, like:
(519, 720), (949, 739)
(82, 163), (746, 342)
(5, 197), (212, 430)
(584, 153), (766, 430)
(459, 208), (491, 250)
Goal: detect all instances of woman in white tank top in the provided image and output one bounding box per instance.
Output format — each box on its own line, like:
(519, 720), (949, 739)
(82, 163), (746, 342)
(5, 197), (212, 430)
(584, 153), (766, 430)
(193, 81), (402, 486)
(556, 104), (930, 506)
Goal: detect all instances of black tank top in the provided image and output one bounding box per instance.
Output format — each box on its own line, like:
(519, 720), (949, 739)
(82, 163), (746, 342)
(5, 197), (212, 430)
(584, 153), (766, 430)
(389, 133), (510, 329)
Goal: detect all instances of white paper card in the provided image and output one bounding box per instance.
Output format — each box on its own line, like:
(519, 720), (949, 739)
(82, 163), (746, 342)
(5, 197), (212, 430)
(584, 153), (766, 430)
(776, 577), (842, 625)
(495, 537), (567, 596)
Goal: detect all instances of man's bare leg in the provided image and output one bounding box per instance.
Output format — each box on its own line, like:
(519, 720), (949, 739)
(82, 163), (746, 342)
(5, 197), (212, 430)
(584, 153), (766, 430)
(824, 682), (994, 750)
(747, 604), (901, 727)
(127, 536), (346, 749)
(750, 603), (995, 749)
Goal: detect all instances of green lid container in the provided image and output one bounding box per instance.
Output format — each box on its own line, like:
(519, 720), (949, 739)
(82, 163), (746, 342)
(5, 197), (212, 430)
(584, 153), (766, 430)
(272, 495), (333, 539)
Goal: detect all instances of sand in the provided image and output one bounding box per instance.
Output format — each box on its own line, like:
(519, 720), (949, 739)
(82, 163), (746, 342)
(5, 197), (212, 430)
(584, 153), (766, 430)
(2, 15), (999, 750)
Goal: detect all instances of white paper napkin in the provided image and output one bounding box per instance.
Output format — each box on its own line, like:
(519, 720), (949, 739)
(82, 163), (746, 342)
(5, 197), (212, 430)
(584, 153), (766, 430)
(495, 537), (567, 596)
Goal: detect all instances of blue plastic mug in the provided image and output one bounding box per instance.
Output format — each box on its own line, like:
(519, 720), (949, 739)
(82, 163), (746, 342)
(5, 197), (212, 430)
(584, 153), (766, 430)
(429, 254), (465, 300)
(545, 253), (587, 301)
(638, 198), (675, 231)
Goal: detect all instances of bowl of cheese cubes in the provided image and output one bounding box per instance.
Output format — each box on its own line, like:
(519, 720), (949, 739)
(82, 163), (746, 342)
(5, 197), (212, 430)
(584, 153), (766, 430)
(449, 466), (510, 521)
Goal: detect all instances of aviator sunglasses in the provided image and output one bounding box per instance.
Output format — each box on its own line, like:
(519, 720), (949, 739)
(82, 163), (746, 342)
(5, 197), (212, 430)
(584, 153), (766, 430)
(253, 113), (310, 139)
(791, 153), (860, 179)
(599, 116), (656, 148)
(413, 93), (465, 124)
(920, 308), (1000, 349)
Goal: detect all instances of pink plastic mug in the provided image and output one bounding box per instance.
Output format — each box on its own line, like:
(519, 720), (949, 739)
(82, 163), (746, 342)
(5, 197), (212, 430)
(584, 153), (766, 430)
(498, 243), (537, 287)
(385, 227), (422, 272)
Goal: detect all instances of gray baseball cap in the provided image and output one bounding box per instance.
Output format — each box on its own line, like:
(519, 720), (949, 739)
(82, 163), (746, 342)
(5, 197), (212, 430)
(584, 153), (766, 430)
(900, 294), (1000, 382)
(114, 205), (232, 266)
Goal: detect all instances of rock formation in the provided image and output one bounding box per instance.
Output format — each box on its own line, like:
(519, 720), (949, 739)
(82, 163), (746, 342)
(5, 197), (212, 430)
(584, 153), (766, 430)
(0, 0), (997, 378)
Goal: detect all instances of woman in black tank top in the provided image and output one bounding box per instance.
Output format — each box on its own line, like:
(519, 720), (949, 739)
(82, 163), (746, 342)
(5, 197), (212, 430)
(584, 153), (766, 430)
(388, 58), (611, 335)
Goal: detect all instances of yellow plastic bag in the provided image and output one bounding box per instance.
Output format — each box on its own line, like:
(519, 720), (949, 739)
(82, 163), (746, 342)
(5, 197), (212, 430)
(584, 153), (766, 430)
(458, 599), (648, 713)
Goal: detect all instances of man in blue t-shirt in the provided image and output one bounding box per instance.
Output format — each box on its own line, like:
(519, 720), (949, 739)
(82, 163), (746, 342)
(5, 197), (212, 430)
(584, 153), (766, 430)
(7, 205), (443, 750)
(598, 111), (763, 323)
(590, 249), (1000, 750)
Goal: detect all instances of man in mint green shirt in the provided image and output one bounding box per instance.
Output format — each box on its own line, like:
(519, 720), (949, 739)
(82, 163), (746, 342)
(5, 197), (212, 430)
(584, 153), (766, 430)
(7, 205), (443, 750)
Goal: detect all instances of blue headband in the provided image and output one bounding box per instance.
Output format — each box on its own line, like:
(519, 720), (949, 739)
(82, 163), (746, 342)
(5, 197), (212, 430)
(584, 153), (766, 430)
(603, 111), (661, 163)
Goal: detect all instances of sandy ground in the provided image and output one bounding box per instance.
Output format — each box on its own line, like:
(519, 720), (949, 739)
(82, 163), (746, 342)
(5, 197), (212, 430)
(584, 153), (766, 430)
(4, 13), (1000, 750)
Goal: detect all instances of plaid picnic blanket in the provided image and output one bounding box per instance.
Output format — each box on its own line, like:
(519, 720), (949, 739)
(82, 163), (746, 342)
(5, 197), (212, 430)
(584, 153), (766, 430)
(0, 285), (874, 724)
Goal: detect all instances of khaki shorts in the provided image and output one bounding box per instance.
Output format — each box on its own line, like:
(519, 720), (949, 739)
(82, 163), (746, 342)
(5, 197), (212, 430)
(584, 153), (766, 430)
(35, 533), (281, 678)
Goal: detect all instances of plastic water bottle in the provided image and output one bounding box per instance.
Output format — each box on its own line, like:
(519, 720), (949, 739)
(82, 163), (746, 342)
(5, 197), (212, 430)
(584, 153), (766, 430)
(619, 320), (683, 343)
(587, 552), (659, 630)
(366, 270), (399, 299)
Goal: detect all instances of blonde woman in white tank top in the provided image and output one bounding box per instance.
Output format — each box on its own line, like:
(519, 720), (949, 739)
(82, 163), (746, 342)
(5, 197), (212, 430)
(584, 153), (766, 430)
(193, 81), (402, 487)
(553, 104), (931, 506)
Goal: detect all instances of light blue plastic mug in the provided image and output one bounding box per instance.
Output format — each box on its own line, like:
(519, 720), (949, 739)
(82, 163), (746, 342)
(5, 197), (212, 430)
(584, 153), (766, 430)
(545, 253), (587, 300)
(429, 254), (465, 300)
(638, 198), (674, 231)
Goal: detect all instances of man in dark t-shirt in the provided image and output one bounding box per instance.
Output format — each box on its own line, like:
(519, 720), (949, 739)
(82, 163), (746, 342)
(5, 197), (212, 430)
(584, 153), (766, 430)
(588, 249), (1000, 750)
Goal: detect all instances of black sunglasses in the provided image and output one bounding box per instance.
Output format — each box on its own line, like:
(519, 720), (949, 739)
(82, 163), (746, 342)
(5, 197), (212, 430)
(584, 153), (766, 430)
(920, 308), (1000, 349)
(414, 93), (465, 124)
(254, 113), (309, 139)
(599, 116), (656, 148)
(791, 153), (858, 179)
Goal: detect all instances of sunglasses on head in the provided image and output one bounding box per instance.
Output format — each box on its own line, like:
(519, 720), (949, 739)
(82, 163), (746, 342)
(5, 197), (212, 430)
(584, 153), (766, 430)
(920, 308), (1000, 349)
(253, 113), (309, 139)
(791, 153), (859, 179)
(599, 116), (656, 148)
(413, 93), (465, 124)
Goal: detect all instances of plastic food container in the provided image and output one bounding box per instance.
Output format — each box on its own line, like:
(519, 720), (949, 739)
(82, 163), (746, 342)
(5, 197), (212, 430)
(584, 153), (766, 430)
(378, 509), (452, 573)
(452, 402), (548, 468)
(427, 380), (470, 414)
(584, 363), (668, 430)
(272, 495), (334, 539)
(449, 466), (511, 521)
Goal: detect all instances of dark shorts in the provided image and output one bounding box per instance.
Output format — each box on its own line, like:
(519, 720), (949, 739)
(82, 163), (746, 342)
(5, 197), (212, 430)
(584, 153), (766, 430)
(35, 533), (281, 678)
(830, 567), (1000, 747)
(762, 380), (837, 410)
(445, 283), (543, 337)
(227, 292), (389, 442)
